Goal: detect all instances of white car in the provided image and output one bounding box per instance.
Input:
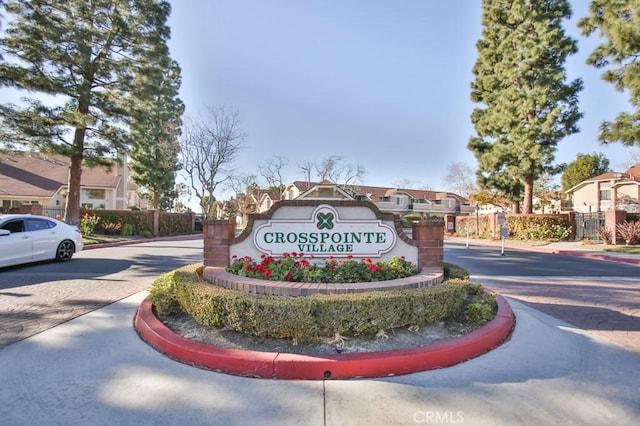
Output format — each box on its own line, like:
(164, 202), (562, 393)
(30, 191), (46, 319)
(0, 214), (84, 268)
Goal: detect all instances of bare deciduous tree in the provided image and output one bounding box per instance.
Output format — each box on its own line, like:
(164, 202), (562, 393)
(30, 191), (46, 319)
(625, 147), (640, 168)
(259, 156), (288, 190)
(392, 179), (418, 189)
(316, 155), (342, 182)
(298, 155), (365, 188)
(180, 106), (246, 218)
(298, 160), (314, 188)
(443, 161), (478, 198)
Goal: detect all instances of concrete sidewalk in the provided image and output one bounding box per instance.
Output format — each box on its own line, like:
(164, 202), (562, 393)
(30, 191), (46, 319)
(1, 291), (639, 425)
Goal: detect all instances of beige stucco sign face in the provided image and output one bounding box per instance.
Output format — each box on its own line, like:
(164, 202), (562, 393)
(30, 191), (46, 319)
(253, 204), (397, 257)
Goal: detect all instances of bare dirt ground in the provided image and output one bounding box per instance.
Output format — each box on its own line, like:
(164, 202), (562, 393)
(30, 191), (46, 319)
(159, 313), (481, 355)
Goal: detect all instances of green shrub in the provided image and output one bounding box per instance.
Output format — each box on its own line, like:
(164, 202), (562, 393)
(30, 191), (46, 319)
(121, 223), (136, 236)
(506, 215), (571, 241)
(149, 271), (182, 316)
(454, 215), (492, 239)
(444, 262), (470, 280)
(447, 281), (497, 326)
(401, 213), (423, 228)
(79, 213), (99, 235)
(150, 263), (494, 344)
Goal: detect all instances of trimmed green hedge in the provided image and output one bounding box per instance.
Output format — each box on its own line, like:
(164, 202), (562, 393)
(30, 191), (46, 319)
(505, 215), (571, 240)
(150, 264), (489, 344)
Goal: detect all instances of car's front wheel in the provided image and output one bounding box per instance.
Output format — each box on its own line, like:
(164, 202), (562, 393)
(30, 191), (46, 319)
(55, 240), (75, 262)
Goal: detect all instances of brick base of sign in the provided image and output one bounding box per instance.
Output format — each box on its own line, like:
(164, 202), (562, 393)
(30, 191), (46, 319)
(202, 267), (444, 296)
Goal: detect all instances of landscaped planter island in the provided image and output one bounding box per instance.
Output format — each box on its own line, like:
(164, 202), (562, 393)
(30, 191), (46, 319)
(135, 192), (515, 379)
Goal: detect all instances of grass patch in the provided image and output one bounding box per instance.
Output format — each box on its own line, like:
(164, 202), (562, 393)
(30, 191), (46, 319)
(602, 245), (640, 255)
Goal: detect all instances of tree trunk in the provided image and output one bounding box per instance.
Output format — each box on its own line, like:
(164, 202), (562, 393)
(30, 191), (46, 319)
(64, 132), (85, 225)
(522, 175), (534, 214)
(511, 201), (521, 214)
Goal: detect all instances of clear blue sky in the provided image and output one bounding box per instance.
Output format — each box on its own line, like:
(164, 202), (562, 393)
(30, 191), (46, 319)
(167, 0), (636, 204)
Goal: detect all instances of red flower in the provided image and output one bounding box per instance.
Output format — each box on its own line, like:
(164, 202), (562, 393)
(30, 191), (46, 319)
(347, 255), (353, 259)
(245, 264), (252, 271)
(264, 269), (272, 279)
(285, 272), (293, 281)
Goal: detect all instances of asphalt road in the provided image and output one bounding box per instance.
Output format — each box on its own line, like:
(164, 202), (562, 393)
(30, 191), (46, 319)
(1, 237), (639, 424)
(0, 236), (203, 349)
(445, 240), (640, 353)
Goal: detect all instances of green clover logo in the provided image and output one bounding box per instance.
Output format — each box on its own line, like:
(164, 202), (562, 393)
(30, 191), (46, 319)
(316, 212), (334, 230)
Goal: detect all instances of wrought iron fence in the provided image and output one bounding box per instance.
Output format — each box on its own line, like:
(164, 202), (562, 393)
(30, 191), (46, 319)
(574, 211), (605, 241)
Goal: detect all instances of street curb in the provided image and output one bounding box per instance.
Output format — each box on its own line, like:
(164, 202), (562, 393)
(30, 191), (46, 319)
(84, 234), (200, 250)
(133, 295), (515, 380)
(447, 237), (640, 266)
(547, 250), (640, 265)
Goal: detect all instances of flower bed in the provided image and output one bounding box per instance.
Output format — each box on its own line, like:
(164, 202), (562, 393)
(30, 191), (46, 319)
(225, 252), (419, 283)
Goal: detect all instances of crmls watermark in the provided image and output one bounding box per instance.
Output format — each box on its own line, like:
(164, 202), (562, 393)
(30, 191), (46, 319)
(413, 410), (464, 424)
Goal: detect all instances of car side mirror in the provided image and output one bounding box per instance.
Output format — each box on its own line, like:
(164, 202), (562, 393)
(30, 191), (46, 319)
(0, 229), (10, 236)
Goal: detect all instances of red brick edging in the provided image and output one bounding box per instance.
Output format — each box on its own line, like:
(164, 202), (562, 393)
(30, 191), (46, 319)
(133, 295), (514, 380)
(202, 267), (444, 296)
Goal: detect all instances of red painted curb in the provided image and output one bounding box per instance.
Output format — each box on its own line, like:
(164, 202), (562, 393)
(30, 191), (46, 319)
(133, 296), (515, 380)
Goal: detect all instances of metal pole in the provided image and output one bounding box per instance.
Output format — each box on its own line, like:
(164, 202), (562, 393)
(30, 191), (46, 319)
(466, 226), (470, 248)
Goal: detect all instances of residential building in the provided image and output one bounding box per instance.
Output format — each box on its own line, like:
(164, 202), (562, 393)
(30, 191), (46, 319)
(282, 181), (475, 217)
(565, 164), (640, 213)
(0, 152), (144, 213)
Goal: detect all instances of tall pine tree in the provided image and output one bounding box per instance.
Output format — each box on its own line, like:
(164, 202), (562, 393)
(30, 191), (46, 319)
(579, 0), (640, 147)
(129, 56), (184, 213)
(469, 0), (583, 213)
(0, 0), (173, 224)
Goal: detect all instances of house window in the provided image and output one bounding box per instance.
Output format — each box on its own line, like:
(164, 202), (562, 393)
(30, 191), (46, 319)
(600, 189), (612, 201)
(82, 189), (106, 199)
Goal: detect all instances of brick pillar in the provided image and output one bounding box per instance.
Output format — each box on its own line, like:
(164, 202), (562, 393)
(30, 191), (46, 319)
(203, 219), (236, 267)
(444, 214), (456, 234)
(605, 210), (627, 245)
(566, 211), (576, 240)
(17, 204), (43, 215)
(412, 219), (444, 269)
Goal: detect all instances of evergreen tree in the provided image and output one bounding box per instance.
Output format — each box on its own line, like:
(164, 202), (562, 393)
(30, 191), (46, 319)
(469, 0), (583, 213)
(579, 0), (640, 147)
(129, 59), (184, 212)
(0, 0), (173, 224)
(561, 152), (610, 191)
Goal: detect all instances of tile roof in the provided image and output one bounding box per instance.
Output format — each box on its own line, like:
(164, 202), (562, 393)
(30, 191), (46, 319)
(0, 152), (122, 198)
(288, 181), (469, 203)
